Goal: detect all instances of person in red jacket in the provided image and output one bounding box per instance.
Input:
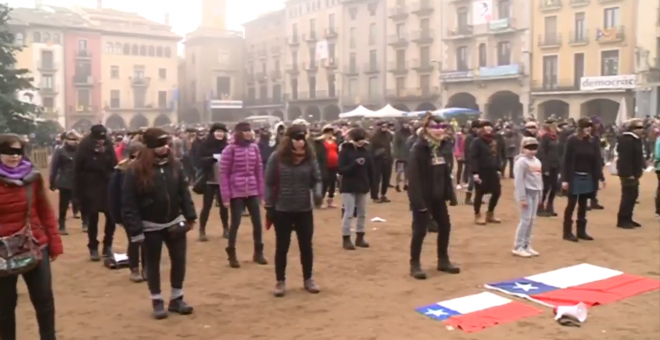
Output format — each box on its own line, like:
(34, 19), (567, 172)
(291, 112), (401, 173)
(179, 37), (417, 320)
(0, 133), (62, 340)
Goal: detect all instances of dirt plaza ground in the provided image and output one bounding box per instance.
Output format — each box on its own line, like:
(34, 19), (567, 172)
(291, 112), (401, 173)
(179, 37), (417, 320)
(13, 173), (660, 340)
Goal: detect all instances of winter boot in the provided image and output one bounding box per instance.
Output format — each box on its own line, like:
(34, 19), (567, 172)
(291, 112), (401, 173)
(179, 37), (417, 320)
(151, 299), (168, 320)
(253, 243), (268, 265)
(562, 219), (578, 242)
(81, 218), (89, 233)
(342, 235), (355, 250)
(225, 247), (241, 268)
(475, 213), (487, 225)
(168, 296), (194, 315)
(464, 191), (473, 205)
(536, 203), (547, 217)
(222, 227), (229, 239)
(273, 281), (286, 297)
(355, 232), (370, 248)
(576, 220), (594, 241)
(379, 196), (391, 203)
(546, 203), (558, 217)
(427, 219), (439, 233)
(409, 261), (427, 280)
(198, 227), (208, 242)
(590, 199), (604, 210)
(101, 245), (113, 258)
(486, 211), (501, 223)
(58, 219), (69, 235)
(89, 247), (100, 262)
(437, 256), (461, 274)
(129, 268), (144, 283)
(304, 278), (321, 294)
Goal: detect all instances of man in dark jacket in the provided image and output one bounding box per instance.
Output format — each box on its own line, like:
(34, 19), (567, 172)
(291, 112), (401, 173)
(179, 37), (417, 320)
(615, 119), (647, 228)
(462, 121), (480, 204)
(49, 131), (80, 235)
(369, 122), (393, 203)
(393, 122), (413, 192)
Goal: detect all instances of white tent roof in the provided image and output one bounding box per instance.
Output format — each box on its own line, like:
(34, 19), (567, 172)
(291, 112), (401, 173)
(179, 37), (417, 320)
(365, 104), (407, 118)
(339, 105), (374, 118)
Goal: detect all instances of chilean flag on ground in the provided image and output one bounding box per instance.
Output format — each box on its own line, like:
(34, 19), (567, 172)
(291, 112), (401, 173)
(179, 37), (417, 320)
(485, 263), (660, 308)
(415, 292), (541, 333)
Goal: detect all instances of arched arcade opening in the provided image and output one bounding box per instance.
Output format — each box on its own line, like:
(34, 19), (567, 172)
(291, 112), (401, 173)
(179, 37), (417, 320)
(446, 93), (479, 111)
(392, 103), (410, 112)
(105, 114), (126, 130)
(305, 106), (321, 122)
(487, 91), (522, 121)
(538, 100), (569, 121)
(272, 110), (284, 120)
(71, 119), (92, 132)
(154, 114), (172, 127)
(580, 99), (620, 125)
(288, 106), (302, 120)
(179, 108), (201, 124)
(129, 114), (148, 130)
(323, 104), (341, 121)
(416, 102), (436, 111)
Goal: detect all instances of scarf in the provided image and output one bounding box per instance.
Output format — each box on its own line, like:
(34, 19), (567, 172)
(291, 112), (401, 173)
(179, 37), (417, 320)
(423, 132), (444, 161)
(292, 148), (306, 165)
(0, 159), (33, 180)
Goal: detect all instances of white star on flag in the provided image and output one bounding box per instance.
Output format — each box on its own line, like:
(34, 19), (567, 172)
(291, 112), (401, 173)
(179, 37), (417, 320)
(513, 282), (538, 292)
(425, 308), (448, 317)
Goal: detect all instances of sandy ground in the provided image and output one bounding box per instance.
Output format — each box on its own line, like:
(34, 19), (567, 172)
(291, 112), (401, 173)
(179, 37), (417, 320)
(13, 173), (660, 340)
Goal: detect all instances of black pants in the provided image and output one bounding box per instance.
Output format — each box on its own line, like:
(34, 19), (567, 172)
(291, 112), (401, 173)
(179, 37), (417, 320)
(322, 168), (338, 198)
(617, 177), (640, 223)
(0, 248), (56, 340)
(87, 211), (116, 250)
(57, 189), (74, 223)
(502, 157), (514, 178)
(474, 184), (501, 214)
(124, 227), (145, 270)
(370, 158), (392, 199)
(143, 229), (187, 296)
(273, 210), (314, 281)
(228, 196), (263, 248)
(455, 160), (464, 182)
(542, 168), (559, 208)
(410, 200), (451, 263)
(199, 184), (229, 231)
(564, 194), (589, 222)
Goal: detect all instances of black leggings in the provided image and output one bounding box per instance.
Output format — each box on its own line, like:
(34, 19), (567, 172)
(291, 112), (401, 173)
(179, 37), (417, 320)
(199, 184), (229, 231)
(58, 188), (74, 222)
(124, 227), (145, 270)
(143, 229), (187, 297)
(410, 201), (451, 263)
(456, 160), (464, 182)
(322, 168), (338, 198)
(474, 186), (501, 214)
(228, 196), (263, 248)
(87, 211), (116, 250)
(564, 194), (589, 222)
(273, 210), (314, 281)
(542, 168), (559, 207)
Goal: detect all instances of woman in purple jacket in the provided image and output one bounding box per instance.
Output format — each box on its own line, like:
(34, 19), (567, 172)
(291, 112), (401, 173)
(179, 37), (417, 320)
(220, 122), (267, 268)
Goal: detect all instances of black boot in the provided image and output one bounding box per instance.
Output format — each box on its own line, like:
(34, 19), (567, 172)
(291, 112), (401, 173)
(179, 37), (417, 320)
(576, 220), (594, 241)
(590, 199), (604, 210)
(82, 217), (89, 233)
(58, 219), (69, 235)
(129, 268), (144, 282)
(152, 299), (168, 320)
(536, 203), (547, 217)
(101, 245), (113, 258)
(198, 227), (208, 242)
(225, 246), (240, 268)
(253, 243), (268, 265)
(222, 227), (229, 239)
(616, 218), (635, 229)
(437, 257), (461, 274)
(395, 184), (401, 192)
(355, 232), (370, 248)
(168, 296), (194, 315)
(89, 247), (100, 261)
(427, 219), (439, 233)
(464, 191), (473, 205)
(546, 203), (558, 217)
(410, 261), (427, 280)
(342, 235), (355, 250)
(562, 219), (578, 242)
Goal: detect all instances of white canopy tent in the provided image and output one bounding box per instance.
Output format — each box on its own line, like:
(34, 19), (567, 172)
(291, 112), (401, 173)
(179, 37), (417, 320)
(338, 105), (374, 118)
(367, 104), (407, 118)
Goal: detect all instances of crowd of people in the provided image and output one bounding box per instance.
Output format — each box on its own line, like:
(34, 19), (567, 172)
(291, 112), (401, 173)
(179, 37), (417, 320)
(0, 112), (658, 338)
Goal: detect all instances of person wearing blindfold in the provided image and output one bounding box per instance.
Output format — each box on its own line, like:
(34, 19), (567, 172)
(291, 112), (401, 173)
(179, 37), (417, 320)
(0, 133), (62, 340)
(73, 124), (118, 261)
(407, 115), (460, 280)
(264, 125), (323, 297)
(470, 120), (504, 225)
(560, 117), (604, 242)
(120, 128), (197, 319)
(511, 137), (543, 258)
(615, 119), (647, 229)
(49, 131), (81, 235)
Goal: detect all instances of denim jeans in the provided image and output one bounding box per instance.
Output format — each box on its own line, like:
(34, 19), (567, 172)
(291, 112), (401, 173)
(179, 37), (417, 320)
(340, 193), (367, 236)
(514, 190), (541, 249)
(0, 248), (56, 340)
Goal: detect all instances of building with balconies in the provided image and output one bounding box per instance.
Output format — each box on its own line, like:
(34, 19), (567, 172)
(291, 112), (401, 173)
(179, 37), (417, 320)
(440, 0), (532, 120)
(243, 10), (286, 119)
(531, 0), (636, 122)
(634, 0), (660, 116)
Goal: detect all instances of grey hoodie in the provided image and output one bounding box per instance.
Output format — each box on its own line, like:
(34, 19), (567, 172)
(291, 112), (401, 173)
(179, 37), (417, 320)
(513, 154), (543, 202)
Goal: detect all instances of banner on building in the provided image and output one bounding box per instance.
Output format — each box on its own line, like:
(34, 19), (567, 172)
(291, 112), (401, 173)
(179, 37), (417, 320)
(472, 0), (492, 25)
(315, 40), (328, 60)
(580, 75), (637, 91)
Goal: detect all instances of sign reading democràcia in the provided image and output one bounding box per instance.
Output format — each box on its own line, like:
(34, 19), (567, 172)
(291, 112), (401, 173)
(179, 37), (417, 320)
(580, 75), (636, 91)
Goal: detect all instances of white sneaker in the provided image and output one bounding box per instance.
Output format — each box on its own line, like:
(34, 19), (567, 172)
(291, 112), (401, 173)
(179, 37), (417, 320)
(525, 247), (540, 256)
(512, 248), (532, 258)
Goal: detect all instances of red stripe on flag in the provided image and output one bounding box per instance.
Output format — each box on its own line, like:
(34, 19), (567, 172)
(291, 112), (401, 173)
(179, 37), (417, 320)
(443, 301), (541, 333)
(531, 273), (660, 308)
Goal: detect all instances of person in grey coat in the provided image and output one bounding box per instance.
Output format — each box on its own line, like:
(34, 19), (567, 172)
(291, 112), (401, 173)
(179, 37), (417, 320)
(264, 124), (323, 297)
(49, 130), (81, 235)
(501, 125), (521, 179)
(393, 122), (413, 191)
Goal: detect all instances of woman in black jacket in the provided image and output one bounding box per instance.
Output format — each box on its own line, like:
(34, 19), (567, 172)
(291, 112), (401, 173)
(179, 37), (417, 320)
(197, 123), (229, 241)
(560, 117), (603, 242)
(121, 128), (197, 320)
(469, 120), (503, 225)
(49, 131), (80, 235)
(537, 120), (562, 217)
(407, 114), (459, 280)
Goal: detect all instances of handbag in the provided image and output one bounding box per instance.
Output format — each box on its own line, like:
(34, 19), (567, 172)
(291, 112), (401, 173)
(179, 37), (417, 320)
(0, 183), (43, 277)
(191, 173), (206, 195)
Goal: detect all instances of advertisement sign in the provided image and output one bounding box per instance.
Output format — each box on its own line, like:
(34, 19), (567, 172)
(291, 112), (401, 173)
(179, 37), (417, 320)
(472, 0), (492, 25)
(478, 64), (520, 78)
(209, 100), (243, 109)
(440, 71), (474, 81)
(580, 75), (636, 91)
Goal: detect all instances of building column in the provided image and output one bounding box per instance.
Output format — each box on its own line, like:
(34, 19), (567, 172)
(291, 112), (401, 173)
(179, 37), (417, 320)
(520, 91), (529, 119)
(568, 99), (582, 121)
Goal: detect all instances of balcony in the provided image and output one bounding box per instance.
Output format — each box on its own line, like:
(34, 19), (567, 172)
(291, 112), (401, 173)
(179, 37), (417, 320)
(531, 79), (579, 93)
(271, 46), (281, 56)
(255, 72), (267, 82)
(304, 32), (318, 43)
(38, 84), (59, 95)
(363, 62), (379, 74)
(440, 70), (475, 82)
(386, 87), (440, 101)
(287, 35), (300, 46)
(538, 33), (562, 49)
(75, 49), (92, 59)
(411, 59), (434, 72)
(324, 57), (338, 70)
(130, 77), (150, 87)
(569, 30), (590, 46)
(387, 34), (408, 47)
(477, 64), (523, 80)
(410, 29), (434, 44)
(303, 61), (318, 72)
(388, 61), (408, 75)
(388, 5), (408, 20)
(597, 0), (621, 3)
(324, 27), (338, 39)
(488, 17), (517, 33)
(72, 75), (94, 86)
(37, 60), (59, 72)
(70, 105), (96, 114)
(411, 1), (434, 16)
(570, 0), (590, 7)
(285, 63), (299, 75)
(449, 0), (469, 3)
(446, 25), (474, 40)
(257, 49), (267, 59)
(244, 97), (283, 107)
(289, 90), (337, 101)
(270, 69), (282, 81)
(343, 65), (359, 76)
(539, 0), (562, 12)
(596, 26), (625, 44)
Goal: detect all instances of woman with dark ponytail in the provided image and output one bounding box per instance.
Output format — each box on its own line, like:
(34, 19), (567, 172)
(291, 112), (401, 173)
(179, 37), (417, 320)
(121, 128), (197, 319)
(197, 123), (229, 241)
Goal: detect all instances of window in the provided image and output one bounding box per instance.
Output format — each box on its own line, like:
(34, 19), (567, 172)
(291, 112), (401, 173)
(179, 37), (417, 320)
(478, 43), (487, 67)
(420, 46), (430, 66)
(498, 0), (510, 19)
(158, 91), (167, 108)
(350, 27), (356, 48)
(159, 68), (167, 80)
(41, 50), (54, 68)
(248, 88), (256, 99)
(349, 7), (357, 20)
(369, 49), (377, 70)
(106, 42), (113, 53)
(309, 76), (316, 97)
(291, 78), (298, 99)
(601, 50), (619, 76)
(43, 33), (50, 42)
(395, 77), (405, 96)
(14, 33), (24, 46)
(369, 23), (376, 45)
(396, 23), (405, 37)
(164, 47), (172, 58)
(33, 32), (41, 43)
(115, 43), (122, 54)
(603, 7), (620, 29)
(156, 46), (163, 57)
(292, 23), (298, 37)
(328, 74), (336, 97)
(497, 41), (511, 65)
(42, 97), (54, 109)
(542, 55), (558, 89)
(133, 65), (145, 79)
(368, 77), (378, 98)
(41, 75), (54, 89)
(309, 18), (316, 38)
(329, 13), (335, 30)
(77, 89), (90, 108)
(348, 79), (357, 96)
(111, 66), (119, 79)
(328, 44), (335, 61)
(53, 34), (60, 44)
(216, 77), (231, 98)
(368, 2), (377, 16)
(349, 52), (357, 72)
(574, 13), (586, 42)
(272, 84), (282, 101)
(134, 89), (146, 108)
(457, 7), (468, 28)
(78, 40), (88, 51)
(132, 44), (138, 55)
(140, 45), (147, 56)
(123, 44), (130, 55)
(308, 47), (316, 67)
(110, 90), (120, 108)
(574, 53), (584, 88)
(544, 16), (558, 44)
(457, 46), (468, 70)
(420, 75), (430, 95)
(396, 49), (405, 69)
(148, 46), (155, 56)
(259, 86), (267, 99)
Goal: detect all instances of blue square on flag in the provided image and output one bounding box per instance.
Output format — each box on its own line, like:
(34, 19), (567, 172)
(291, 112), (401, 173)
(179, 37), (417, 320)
(486, 278), (559, 297)
(415, 304), (460, 321)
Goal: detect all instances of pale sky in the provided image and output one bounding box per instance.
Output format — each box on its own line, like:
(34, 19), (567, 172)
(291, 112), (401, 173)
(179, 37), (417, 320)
(5, 0), (284, 35)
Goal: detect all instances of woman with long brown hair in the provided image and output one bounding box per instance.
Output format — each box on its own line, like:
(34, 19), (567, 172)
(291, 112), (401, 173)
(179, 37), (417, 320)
(121, 128), (197, 320)
(0, 133), (62, 339)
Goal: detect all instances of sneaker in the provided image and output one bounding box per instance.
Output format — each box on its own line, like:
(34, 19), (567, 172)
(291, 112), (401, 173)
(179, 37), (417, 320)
(512, 248), (532, 258)
(525, 247), (540, 256)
